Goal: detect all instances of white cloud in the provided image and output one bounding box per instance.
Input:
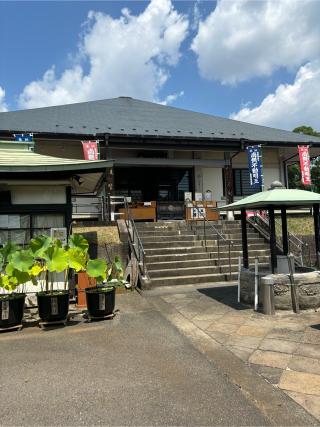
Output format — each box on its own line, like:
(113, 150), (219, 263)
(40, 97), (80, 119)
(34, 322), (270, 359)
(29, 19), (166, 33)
(19, 0), (188, 109)
(0, 87), (8, 112)
(192, 0), (320, 84)
(158, 90), (184, 105)
(230, 60), (320, 130)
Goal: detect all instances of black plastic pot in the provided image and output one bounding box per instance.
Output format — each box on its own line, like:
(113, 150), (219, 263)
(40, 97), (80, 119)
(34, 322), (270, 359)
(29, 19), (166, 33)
(37, 290), (70, 323)
(0, 293), (25, 329)
(85, 286), (115, 318)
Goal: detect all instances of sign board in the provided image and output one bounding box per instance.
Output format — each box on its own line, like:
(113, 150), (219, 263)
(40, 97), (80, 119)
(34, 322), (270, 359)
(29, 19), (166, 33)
(195, 192), (203, 202)
(184, 192), (192, 202)
(191, 207), (206, 219)
(205, 190), (213, 201)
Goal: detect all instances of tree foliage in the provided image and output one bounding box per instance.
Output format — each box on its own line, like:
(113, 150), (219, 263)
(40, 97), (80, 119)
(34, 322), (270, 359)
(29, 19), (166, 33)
(293, 126), (320, 137)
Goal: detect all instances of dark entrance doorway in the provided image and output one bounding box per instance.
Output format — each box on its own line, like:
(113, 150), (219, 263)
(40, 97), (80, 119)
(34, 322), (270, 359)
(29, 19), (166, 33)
(114, 167), (193, 219)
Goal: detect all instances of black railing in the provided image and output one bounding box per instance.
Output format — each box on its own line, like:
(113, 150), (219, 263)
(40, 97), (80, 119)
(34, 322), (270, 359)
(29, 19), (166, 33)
(247, 212), (310, 267)
(188, 204), (234, 279)
(109, 195), (148, 280)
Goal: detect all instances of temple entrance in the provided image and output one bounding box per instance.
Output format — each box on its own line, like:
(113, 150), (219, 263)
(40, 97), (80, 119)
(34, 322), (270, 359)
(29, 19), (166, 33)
(114, 167), (193, 219)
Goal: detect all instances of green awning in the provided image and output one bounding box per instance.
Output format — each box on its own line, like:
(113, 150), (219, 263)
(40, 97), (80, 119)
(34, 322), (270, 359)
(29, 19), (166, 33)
(219, 188), (320, 210)
(0, 144), (113, 173)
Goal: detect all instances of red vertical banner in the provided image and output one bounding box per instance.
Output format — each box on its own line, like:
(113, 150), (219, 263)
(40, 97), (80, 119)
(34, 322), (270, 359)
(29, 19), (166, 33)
(81, 140), (99, 160)
(298, 145), (312, 185)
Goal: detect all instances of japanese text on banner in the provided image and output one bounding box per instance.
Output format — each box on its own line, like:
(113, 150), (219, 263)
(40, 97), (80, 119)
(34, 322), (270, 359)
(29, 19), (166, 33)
(81, 140), (99, 161)
(298, 145), (311, 185)
(246, 145), (263, 188)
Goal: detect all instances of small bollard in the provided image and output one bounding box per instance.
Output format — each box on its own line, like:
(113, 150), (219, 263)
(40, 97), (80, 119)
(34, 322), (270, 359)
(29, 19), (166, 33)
(261, 276), (275, 315)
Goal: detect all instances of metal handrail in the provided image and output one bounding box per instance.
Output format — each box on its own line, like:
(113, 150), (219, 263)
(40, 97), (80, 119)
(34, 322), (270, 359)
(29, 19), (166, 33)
(188, 204), (234, 278)
(109, 196), (148, 280)
(248, 212), (309, 266)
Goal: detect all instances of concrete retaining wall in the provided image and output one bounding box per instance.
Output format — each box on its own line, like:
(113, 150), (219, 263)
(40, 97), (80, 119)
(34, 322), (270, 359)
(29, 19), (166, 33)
(240, 269), (320, 310)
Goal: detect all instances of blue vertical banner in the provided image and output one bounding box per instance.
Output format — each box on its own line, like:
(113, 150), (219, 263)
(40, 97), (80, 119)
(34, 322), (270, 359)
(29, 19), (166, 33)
(246, 145), (263, 188)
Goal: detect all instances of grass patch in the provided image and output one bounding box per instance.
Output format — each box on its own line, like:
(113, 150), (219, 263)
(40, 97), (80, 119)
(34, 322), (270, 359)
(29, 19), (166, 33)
(275, 215), (314, 236)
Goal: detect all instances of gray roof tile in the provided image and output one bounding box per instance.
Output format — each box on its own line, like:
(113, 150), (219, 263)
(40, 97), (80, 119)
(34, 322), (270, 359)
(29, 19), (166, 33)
(0, 97), (319, 144)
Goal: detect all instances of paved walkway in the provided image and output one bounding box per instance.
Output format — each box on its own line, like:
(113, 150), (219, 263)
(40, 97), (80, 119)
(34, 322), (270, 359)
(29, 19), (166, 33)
(0, 293), (273, 426)
(1, 290), (319, 425)
(145, 283), (320, 422)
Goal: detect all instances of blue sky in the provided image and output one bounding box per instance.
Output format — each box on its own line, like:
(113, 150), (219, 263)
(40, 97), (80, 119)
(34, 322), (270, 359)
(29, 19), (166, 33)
(1, 0), (320, 131)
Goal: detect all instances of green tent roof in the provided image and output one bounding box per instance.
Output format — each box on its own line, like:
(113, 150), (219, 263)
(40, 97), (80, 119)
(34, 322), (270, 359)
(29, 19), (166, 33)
(220, 188), (320, 210)
(0, 141), (112, 173)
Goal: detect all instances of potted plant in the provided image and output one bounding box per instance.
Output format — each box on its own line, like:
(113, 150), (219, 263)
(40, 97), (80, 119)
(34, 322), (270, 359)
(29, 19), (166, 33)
(0, 242), (36, 329)
(29, 234), (88, 325)
(85, 256), (130, 320)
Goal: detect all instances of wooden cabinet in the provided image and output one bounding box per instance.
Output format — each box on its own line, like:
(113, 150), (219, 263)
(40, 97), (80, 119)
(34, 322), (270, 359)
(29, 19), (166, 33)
(119, 201), (157, 222)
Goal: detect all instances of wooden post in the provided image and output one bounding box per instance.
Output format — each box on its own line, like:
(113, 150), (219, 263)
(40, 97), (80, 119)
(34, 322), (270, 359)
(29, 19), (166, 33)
(313, 204), (320, 268)
(281, 206), (288, 255)
(76, 272), (96, 308)
(224, 166), (234, 205)
(269, 206), (277, 273)
(241, 208), (249, 269)
(65, 185), (72, 234)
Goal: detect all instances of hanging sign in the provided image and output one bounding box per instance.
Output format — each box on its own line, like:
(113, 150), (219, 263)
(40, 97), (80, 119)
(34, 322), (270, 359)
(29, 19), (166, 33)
(81, 140), (99, 161)
(246, 145), (263, 188)
(298, 145), (311, 185)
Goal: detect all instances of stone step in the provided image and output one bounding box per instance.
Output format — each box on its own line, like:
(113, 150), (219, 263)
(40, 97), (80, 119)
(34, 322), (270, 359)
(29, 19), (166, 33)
(144, 246), (207, 255)
(135, 221), (187, 229)
(149, 272), (239, 287)
(141, 235), (198, 243)
(139, 230), (195, 237)
(146, 256), (271, 270)
(145, 249), (270, 263)
(148, 262), (270, 278)
(140, 231), (258, 241)
(142, 237), (264, 248)
(144, 244), (269, 256)
(140, 233), (264, 246)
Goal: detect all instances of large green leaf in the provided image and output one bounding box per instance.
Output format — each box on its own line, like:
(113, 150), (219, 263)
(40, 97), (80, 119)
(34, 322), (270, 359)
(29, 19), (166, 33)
(29, 235), (52, 257)
(69, 234), (89, 252)
(5, 265), (31, 285)
(0, 273), (18, 292)
(107, 256), (124, 282)
(44, 246), (68, 273)
(86, 259), (106, 282)
(0, 241), (19, 263)
(67, 248), (87, 272)
(8, 249), (34, 272)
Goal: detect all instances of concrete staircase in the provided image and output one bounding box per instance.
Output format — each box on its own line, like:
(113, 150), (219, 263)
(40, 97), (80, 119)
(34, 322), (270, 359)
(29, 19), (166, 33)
(136, 220), (270, 288)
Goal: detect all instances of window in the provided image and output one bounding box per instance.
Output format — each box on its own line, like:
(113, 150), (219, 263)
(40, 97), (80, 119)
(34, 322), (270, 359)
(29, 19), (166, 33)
(233, 169), (259, 196)
(223, 168), (260, 197)
(0, 213), (64, 245)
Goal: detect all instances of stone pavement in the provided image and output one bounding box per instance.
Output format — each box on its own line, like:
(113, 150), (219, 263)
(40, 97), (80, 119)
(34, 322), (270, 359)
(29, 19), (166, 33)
(145, 283), (320, 422)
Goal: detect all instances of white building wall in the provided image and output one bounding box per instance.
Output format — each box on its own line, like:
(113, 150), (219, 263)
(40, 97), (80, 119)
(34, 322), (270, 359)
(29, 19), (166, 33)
(263, 167), (281, 189)
(202, 168), (224, 202)
(11, 185), (66, 205)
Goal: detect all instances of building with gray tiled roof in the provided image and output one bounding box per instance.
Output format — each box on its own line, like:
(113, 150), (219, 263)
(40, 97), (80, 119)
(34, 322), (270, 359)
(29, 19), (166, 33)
(1, 97), (319, 220)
